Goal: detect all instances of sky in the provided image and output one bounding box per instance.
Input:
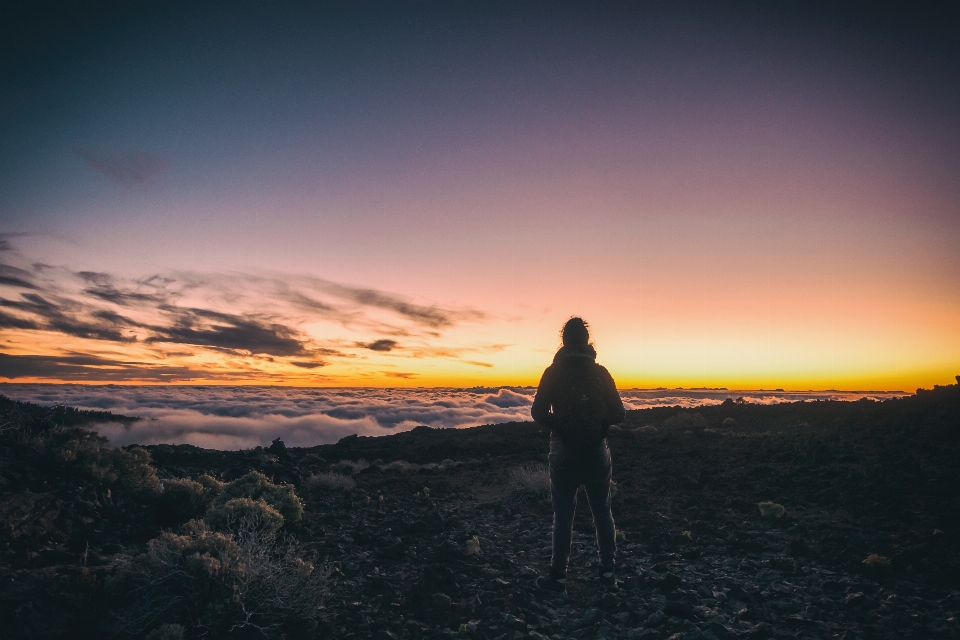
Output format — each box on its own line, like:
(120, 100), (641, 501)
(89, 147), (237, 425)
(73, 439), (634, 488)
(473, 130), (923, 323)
(1, 1), (958, 391)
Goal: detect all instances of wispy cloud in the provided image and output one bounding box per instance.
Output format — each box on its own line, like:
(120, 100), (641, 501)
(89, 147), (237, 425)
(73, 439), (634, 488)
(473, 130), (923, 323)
(75, 148), (170, 185)
(0, 233), (26, 253)
(310, 280), (476, 328)
(0, 263), (36, 289)
(463, 360), (494, 368)
(0, 239), (496, 381)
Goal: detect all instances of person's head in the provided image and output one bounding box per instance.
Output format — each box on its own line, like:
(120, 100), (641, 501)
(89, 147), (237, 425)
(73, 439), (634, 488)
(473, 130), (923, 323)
(561, 317), (590, 347)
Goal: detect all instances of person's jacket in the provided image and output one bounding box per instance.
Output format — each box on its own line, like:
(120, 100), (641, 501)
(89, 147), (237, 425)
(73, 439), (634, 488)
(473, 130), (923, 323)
(531, 344), (625, 436)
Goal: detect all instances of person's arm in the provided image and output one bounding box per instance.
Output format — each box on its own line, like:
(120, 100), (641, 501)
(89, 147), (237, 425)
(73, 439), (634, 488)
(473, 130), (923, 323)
(531, 365), (558, 430)
(598, 365), (625, 426)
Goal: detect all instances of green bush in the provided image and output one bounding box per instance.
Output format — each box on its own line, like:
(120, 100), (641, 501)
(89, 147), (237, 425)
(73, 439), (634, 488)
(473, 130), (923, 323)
(196, 473), (225, 496)
(205, 498), (284, 533)
(211, 471), (302, 524)
(32, 427), (158, 496)
(156, 475), (224, 524)
(110, 446), (160, 496)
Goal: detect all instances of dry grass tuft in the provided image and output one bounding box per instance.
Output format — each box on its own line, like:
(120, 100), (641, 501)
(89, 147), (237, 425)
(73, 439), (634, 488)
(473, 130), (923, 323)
(331, 459), (370, 474)
(504, 464), (550, 504)
(303, 471), (356, 493)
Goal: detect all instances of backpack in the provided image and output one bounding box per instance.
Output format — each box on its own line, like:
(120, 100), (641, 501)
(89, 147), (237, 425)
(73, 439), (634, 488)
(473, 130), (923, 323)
(552, 362), (608, 450)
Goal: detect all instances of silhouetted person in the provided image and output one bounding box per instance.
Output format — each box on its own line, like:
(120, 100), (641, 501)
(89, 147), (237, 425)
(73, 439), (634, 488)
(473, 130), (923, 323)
(531, 317), (625, 592)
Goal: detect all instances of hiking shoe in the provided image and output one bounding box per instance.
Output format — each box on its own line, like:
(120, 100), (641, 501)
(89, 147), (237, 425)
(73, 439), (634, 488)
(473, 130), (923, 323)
(536, 574), (567, 593)
(599, 564), (617, 589)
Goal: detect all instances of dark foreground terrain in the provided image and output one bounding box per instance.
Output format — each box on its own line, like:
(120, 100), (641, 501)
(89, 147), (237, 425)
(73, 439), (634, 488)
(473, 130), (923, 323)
(1, 380), (959, 640)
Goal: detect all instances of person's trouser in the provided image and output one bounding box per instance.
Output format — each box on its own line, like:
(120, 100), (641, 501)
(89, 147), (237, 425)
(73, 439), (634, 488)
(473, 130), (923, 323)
(548, 435), (616, 577)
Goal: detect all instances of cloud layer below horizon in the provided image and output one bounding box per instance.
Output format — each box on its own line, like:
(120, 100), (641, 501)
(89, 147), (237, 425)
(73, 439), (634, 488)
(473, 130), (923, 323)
(0, 384), (906, 450)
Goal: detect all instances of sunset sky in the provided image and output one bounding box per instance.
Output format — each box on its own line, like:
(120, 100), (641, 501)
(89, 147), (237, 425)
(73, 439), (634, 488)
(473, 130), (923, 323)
(1, 1), (958, 390)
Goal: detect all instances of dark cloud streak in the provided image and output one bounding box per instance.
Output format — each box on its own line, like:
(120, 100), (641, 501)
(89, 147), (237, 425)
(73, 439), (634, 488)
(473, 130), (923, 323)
(75, 148), (170, 185)
(290, 361), (325, 369)
(358, 339), (397, 352)
(147, 308), (306, 357)
(0, 353), (203, 381)
(0, 309), (39, 329)
(0, 293), (135, 342)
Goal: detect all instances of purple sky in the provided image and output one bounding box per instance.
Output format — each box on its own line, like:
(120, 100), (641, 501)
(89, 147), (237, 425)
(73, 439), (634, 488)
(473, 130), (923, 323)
(1, 2), (958, 389)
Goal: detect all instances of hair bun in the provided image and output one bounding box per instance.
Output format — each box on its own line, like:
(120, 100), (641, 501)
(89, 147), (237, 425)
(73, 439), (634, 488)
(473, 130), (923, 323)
(561, 317), (590, 346)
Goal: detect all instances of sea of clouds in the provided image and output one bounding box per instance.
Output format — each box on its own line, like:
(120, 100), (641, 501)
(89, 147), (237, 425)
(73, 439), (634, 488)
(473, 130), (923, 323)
(0, 384), (906, 450)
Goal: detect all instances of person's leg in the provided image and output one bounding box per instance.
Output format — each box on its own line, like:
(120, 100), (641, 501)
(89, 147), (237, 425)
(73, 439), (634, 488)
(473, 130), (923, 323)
(549, 441), (579, 579)
(583, 441), (616, 573)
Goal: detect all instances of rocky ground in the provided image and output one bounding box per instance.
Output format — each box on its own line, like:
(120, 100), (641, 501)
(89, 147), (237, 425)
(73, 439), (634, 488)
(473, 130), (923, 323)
(1, 380), (959, 639)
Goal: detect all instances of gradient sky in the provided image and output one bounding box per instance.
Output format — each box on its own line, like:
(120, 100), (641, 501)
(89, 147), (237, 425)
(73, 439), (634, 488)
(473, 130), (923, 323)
(1, 1), (958, 390)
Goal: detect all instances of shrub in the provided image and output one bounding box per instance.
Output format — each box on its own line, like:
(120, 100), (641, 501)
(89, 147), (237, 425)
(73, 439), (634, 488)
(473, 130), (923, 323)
(211, 471), (302, 524)
(303, 472), (355, 494)
(156, 478), (206, 524)
(32, 427), (159, 497)
(156, 474), (225, 523)
(112, 517), (330, 638)
(197, 474), (224, 494)
(205, 497), (284, 533)
(504, 464), (550, 503)
(758, 501), (786, 518)
(110, 446), (160, 496)
(230, 515), (332, 633)
(112, 520), (241, 636)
